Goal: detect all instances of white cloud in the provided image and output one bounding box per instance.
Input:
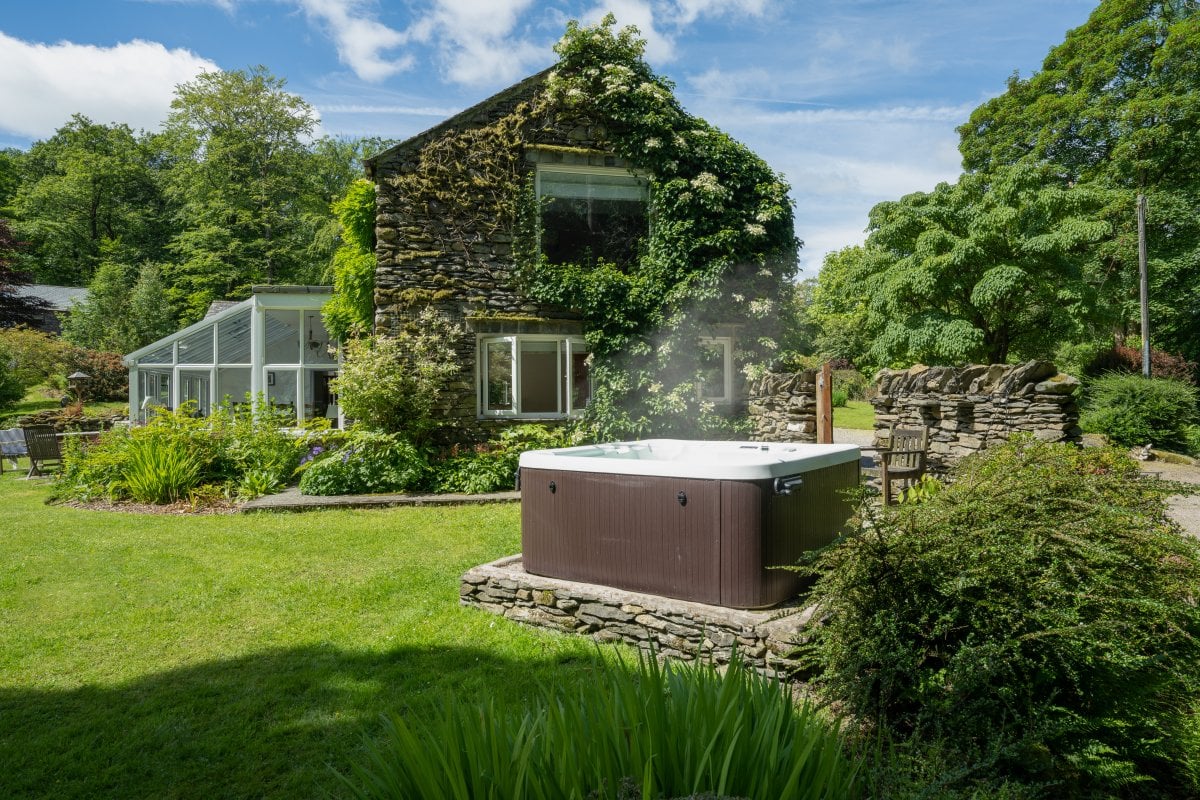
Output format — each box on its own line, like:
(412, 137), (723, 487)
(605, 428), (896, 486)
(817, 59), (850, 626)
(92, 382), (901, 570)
(0, 33), (218, 139)
(667, 0), (769, 26)
(297, 0), (413, 82)
(407, 0), (545, 86)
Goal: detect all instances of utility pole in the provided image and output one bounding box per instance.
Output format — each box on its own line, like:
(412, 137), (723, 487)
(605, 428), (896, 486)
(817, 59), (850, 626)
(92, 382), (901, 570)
(1137, 194), (1150, 378)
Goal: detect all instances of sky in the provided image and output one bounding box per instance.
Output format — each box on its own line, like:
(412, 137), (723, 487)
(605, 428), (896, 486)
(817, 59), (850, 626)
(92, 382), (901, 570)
(0, 0), (1098, 274)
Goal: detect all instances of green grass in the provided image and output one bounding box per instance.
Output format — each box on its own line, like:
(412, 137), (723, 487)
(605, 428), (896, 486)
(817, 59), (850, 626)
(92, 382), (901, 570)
(0, 474), (609, 799)
(833, 399), (875, 431)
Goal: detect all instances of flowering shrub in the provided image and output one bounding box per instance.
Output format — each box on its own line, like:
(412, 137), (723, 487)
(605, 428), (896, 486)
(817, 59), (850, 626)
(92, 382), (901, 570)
(298, 430), (428, 496)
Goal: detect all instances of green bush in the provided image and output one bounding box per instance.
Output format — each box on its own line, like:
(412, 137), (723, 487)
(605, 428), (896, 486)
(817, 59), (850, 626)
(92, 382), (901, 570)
(800, 438), (1200, 795)
(1188, 425), (1200, 459)
(831, 388), (848, 408)
(344, 652), (860, 800)
(1081, 372), (1199, 450)
(333, 308), (461, 440)
(0, 344), (25, 410)
(121, 435), (205, 503)
(832, 368), (873, 401)
(52, 402), (308, 503)
(432, 424), (571, 494)
(298, 430), (428, 495)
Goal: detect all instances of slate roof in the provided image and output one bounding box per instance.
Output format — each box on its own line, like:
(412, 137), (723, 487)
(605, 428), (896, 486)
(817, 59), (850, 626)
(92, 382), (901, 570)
(15, 284), (89, 310)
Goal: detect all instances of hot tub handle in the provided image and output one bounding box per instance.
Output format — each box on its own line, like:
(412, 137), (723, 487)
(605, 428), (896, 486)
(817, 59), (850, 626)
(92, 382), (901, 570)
(549, 480), (557, 494)
(677, 490), (687, 507)
(774, 475), (804, 495)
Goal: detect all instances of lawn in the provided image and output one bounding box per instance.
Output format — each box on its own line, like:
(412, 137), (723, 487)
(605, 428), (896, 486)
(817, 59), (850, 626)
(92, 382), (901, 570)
(0, 385), (128, 427)
(833, 399), (874, 431)
(0, 473), (608, 799)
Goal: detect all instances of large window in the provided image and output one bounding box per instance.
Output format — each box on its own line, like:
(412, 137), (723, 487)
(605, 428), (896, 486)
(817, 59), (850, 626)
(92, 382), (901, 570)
(480, 335), (590, 417)
(537, 166), (648, 269)
(697, 337), (733, 404)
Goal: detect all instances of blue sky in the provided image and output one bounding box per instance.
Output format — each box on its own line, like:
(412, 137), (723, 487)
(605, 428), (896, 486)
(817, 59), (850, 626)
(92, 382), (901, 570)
(0, 0), (1097, 273)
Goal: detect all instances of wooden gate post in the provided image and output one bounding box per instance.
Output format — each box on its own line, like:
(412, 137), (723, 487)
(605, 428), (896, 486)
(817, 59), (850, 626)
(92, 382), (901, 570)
(816, 362), (833, 444)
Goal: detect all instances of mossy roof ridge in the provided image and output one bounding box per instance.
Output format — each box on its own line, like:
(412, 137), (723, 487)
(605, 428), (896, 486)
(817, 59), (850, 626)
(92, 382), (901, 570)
(363, 68), (553, 178)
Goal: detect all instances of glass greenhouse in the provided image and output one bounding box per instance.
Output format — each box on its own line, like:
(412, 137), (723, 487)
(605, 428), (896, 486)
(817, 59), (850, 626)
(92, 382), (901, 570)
(124, 286), (340, 426)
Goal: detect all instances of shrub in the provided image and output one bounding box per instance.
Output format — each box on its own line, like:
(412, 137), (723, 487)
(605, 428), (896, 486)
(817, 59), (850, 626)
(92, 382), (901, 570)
(298, 430), (428, 495)
(800, 438), (1200, 795)
(121, 435), (206, 503)
(0, 342), (25, 409)
(1081, 372), (1199, 450)
(831, 388), (848, 408)
(832, 368), (873, 401)
(344, 652), (860, 800)
(432, 424), (572, 494)
(51, 402), (307, 503)
(333, 308), (461, 439)
(0, 326), (69, 388)
(61, 347), (128, 401)
(1085, 343), (1197, 385)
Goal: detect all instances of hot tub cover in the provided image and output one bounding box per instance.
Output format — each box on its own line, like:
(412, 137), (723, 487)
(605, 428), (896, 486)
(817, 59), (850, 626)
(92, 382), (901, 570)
(518, 439), (860, 481)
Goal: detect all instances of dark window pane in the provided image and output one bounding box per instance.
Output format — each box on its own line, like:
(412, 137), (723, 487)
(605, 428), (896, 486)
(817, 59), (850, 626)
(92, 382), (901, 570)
(540, 170), (647, 269)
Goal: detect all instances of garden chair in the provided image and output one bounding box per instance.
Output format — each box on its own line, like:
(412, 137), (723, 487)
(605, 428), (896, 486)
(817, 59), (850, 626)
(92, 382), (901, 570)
(22, 425), (63, 478)
(0, 428), (27, 475)
(878, 423), (929, 505)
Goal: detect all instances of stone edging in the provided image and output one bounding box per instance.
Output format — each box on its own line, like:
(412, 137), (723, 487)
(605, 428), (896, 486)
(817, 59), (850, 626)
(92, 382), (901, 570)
(240, 487), (521, 512)
(461, 555), (812, 676)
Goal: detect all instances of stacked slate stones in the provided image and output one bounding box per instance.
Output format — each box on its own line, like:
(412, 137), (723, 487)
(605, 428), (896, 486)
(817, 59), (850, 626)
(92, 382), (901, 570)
(747, 370), (819, 443)
(870, 360), (1081, 471)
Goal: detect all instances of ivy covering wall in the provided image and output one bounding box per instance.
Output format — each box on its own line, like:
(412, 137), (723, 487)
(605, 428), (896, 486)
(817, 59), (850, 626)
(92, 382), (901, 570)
(355, 16), (799, 441)
(520, 17), (798, 438)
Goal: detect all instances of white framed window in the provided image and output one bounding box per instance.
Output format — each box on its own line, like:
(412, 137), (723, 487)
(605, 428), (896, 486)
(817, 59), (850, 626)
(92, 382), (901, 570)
(536, 165), (648, 269)
(479, 335), (591, 417)
(697, 337), (733, 404)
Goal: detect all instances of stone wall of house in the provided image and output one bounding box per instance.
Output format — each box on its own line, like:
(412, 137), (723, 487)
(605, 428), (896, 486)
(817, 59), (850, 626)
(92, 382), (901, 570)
(870, 361), (1081, 471)
(747, 371), (818, 442)
(461, 555), (808, 677)
(370, 76), (632, 444)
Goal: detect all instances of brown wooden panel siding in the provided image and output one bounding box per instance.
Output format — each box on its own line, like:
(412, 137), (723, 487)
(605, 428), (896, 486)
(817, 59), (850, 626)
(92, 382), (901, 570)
(521, 469), (722, 604)
(520, 459), (859, 609)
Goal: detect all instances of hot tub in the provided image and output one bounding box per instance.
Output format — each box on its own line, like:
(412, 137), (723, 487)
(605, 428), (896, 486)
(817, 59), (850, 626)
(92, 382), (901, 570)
(518, 440), (860, 609)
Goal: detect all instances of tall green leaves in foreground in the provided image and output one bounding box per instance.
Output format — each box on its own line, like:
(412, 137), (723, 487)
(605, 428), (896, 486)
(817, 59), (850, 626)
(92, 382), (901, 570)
(344, 652), (859, 800)
(801, 438), (1200, 797)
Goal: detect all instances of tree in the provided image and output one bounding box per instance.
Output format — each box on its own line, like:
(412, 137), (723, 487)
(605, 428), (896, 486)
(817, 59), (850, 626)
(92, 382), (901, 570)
(958, 0), (1200, 360)
(853, 165), (1113, 366)
(162, 66), (325, 322)
(322, 179), (376, 341)
(127, 262), (175, 348)
(808, 246), (875, 366)
(60, 245), (135, 352)
(0, 218), (49, 328)
(10, 115), (166, 286)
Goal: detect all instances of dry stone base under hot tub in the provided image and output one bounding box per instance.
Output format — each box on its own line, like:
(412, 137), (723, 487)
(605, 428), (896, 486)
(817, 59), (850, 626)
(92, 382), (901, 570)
(461, 555), (813, 676)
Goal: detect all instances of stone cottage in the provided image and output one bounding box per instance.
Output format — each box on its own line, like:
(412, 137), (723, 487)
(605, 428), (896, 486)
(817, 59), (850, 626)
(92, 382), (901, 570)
(363, 31), (796, 443)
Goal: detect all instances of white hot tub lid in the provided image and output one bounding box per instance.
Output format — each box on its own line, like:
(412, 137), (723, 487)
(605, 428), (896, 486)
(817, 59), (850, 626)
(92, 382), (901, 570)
(518, 439), (860, 480)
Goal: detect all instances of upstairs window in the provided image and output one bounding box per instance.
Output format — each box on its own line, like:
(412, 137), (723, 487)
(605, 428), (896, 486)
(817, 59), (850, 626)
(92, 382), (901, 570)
(537, 166), (648, 269)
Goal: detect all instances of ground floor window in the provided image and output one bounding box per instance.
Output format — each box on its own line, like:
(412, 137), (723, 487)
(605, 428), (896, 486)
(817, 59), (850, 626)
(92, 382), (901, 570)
(697, 336), (733, 404)
(479, 335), (590, 417)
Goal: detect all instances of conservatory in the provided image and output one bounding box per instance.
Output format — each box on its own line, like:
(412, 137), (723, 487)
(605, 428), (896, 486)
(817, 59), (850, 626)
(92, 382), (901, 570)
(124, 286), (339, 426)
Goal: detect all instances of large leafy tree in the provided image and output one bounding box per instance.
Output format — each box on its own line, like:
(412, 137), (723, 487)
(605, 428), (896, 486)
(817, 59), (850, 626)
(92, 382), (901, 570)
(162, 66), (325, 322)
(9, 115), (166, 286)
(0, 218), (49, 327)
(853, 165), (1113, 366)
(958, 0), (1200, 359)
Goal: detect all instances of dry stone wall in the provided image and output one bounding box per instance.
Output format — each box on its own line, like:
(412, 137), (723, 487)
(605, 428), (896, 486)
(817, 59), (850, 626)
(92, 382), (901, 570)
(871, 360), (1081, 471)
(747, 371), (818, 442)
(462, 556), (809, 677)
